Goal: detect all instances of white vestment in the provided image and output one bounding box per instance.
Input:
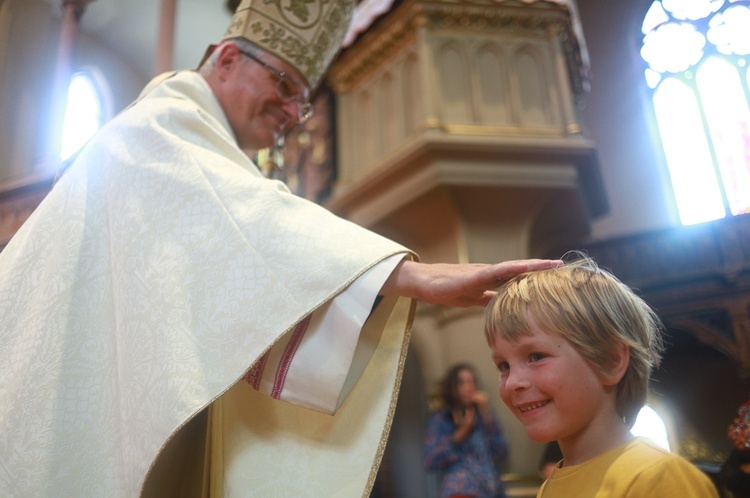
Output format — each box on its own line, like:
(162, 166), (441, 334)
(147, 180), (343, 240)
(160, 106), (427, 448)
(0, 71), (415, 497)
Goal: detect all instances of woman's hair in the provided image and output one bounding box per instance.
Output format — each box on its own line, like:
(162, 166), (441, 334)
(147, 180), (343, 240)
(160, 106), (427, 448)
(441, 363), (479, 411)
(483, 253), (664, 427)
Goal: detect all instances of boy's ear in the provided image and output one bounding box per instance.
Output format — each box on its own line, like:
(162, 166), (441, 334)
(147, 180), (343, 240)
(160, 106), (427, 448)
(601, 342), (630, 387)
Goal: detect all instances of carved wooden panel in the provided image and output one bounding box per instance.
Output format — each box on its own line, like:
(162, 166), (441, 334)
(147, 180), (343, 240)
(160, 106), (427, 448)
(564, 214), (750, 381)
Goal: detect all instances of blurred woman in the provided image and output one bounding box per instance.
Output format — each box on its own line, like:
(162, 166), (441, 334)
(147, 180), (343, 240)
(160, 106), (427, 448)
(424, 364), (509, 498)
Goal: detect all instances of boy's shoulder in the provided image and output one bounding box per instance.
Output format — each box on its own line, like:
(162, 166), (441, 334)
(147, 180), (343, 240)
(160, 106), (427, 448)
(617, 437), (677, 464)
(607, 438), (718, 497)
(608, 438), (704, 476)
(540, 438), (718, 498)
(566, 438), (691, 476)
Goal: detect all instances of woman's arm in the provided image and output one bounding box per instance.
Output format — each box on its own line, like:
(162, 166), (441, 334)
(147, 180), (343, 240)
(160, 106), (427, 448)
(423, 410), (462, 471)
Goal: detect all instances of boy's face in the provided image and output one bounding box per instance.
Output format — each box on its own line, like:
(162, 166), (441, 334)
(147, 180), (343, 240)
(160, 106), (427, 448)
(490, 319), (617, 448)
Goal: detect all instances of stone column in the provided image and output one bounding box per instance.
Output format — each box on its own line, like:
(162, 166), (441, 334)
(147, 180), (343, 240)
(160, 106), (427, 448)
(327, 0), (607, 478)
(0, 1), (12, 78)
(154, 0), (177, 75)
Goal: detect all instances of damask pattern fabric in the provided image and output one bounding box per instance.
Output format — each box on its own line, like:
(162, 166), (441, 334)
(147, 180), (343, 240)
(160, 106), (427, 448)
(0, 71), (413, 496)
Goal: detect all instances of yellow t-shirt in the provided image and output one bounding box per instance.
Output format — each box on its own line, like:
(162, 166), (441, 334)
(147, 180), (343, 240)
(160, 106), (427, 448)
(538, 438), (718, 497)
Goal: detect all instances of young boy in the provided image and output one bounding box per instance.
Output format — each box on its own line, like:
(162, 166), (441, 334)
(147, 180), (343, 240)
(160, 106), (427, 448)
(484, 256), (719, 497)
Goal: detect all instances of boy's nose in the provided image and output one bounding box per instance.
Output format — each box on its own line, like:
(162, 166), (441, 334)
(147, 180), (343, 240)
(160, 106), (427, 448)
(504, 368), (531, 391)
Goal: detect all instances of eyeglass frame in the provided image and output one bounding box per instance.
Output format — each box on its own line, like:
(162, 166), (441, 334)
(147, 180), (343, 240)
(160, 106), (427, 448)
(237, 49), (313, 123)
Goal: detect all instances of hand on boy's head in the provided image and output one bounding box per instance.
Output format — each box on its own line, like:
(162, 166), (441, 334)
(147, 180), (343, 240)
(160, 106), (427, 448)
(382, 258), (564, 308)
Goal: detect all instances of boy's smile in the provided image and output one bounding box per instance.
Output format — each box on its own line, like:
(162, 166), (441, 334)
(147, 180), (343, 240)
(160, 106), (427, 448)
(517, 400), (549, 413)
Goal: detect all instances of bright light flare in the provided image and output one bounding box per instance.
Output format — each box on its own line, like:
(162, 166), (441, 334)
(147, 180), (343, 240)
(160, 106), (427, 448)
(641, 23), (706, 73)
(654, 78), (726, 225)
(60, 73), (103, 161)
(697, 57), (750, 215)
(631, 405), (671, 452)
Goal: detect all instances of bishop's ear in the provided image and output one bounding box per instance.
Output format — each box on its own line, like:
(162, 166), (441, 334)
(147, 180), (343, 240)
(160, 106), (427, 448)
(214, 43), (242, 79)
(601, 341), (630, 387)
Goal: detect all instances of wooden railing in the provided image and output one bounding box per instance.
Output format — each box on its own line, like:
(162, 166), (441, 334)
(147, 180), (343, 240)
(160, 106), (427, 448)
(0, 173), (54, 251)
(550, 213), (750, 380)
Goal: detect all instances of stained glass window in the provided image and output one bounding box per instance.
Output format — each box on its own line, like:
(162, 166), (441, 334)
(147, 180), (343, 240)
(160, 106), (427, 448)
(641, 0), (750, 225)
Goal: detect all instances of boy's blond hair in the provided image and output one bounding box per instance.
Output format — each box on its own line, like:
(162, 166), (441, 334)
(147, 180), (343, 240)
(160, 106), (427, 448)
(484, 255), (664, 427)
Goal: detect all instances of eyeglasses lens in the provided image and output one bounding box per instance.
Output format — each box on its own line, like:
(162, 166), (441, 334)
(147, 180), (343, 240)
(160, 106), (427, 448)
(275, 78), (297, 100)
(274, 79), (313, 122)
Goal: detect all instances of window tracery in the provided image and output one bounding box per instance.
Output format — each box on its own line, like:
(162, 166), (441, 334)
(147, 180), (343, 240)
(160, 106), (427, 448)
(641, 0), (750, 225)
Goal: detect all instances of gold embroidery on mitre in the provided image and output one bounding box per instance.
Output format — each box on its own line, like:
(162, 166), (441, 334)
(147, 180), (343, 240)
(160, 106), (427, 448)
(223, 0), (355, 89)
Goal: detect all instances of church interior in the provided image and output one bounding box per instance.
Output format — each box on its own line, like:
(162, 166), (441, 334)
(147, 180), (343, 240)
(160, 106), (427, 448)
(1, 0), (749, 496)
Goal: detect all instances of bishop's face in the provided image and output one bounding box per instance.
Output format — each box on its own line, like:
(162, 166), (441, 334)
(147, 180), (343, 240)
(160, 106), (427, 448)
(213, 45), (309, 150)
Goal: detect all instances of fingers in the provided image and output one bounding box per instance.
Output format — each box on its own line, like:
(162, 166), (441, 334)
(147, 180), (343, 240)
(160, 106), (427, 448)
(488, 259), (563, 286)
(493, 259), (562, 275)
(381, 258), (562, 307)
(521, 259), (563, 271)
(482, 290), (497, 300)
(472, 391), (489, 405)
(434, 259), (561, 307)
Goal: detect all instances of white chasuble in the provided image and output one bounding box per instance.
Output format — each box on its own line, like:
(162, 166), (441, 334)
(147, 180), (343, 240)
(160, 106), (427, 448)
(0, 71), (415, 497)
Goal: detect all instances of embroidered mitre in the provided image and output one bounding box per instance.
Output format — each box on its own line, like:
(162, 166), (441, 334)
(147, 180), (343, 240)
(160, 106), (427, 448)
(223, 0), (356, 89)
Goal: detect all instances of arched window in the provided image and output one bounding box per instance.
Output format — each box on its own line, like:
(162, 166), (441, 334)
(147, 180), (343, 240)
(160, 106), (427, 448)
(631, 404), (672, 451)
(641, 0), (750, 225)
(60, 71), (107, 161)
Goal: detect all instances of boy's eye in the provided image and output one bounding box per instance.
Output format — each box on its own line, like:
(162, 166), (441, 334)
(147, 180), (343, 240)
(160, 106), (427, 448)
(496, 361), (509, 373)
(529, 353), (545, 363)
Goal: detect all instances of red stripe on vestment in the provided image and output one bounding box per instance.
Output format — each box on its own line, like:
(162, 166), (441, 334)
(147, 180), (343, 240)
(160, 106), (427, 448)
(243, 350), (270, 390)
(271, 314), (312, 399)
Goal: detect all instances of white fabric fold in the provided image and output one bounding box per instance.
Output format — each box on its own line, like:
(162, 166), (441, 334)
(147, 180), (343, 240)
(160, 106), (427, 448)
(252, 253), (404, 414)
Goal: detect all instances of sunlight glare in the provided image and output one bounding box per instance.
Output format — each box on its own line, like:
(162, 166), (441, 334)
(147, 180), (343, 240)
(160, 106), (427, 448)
(641, 23), (706, 73)
(631, 405), (671, 451)
(707, 5), (750, 55)
(61, 73), (103, 161)
(654, 78), (726, 224)
(643, 1), (670, 34)
(645, 68), (663, 88)
(662, 0), (724, 20)
(697, 57), (750, 215)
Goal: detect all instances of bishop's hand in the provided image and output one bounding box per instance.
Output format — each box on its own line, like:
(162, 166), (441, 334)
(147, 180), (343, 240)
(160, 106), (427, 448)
(380, 259), (562, 307)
